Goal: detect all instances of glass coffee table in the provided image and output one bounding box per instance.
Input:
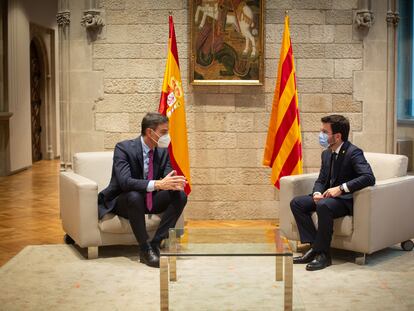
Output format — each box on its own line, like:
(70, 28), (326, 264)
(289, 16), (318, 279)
(159, 227), (293, 311)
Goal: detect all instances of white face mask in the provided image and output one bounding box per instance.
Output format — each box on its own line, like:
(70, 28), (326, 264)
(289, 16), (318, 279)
(151, 129), (171, 148)
(157, 133), (171, 148)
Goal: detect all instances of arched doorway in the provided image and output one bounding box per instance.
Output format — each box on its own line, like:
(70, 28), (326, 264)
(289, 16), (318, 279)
(29, 24), (59, 163)
(30, 41), (43, 162)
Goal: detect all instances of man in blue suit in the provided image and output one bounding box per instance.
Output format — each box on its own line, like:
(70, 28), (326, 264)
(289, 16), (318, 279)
(98, 112), (187, 268)
(290, 115), (375, 271)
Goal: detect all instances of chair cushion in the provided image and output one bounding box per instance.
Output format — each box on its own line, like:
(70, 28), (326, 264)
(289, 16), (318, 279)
(311, 213), (353, 237)
(73, 152), (114, 192)
(98, 213), (161, 234)
(364, 152), (408, 181)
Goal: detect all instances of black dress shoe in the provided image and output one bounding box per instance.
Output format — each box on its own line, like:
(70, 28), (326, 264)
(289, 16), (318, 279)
(293, 248), (317, 264)
(306, 252), (332, 271)
(139, 247), (160, 268)
(150, 242), (161, 257)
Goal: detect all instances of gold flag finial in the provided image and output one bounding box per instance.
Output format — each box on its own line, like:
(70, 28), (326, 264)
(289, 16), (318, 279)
(285, 10), (289, 16)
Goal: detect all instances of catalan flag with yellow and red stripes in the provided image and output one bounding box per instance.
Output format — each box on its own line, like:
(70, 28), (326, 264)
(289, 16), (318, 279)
(159, 15), (191, 195)
(263, 15), (303, 189)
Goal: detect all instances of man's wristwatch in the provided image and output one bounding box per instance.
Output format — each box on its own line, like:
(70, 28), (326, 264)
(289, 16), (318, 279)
(339, 184), (344, 193)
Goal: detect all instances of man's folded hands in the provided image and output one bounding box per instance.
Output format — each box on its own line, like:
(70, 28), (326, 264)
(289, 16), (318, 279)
(155, 170), (187, 191)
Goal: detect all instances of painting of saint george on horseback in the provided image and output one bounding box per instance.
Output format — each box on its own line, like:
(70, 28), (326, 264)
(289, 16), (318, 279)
(190, 0), (264, 85)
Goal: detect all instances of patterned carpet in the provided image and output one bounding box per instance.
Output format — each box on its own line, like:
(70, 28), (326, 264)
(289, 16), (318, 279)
(0, 244), (413, 311)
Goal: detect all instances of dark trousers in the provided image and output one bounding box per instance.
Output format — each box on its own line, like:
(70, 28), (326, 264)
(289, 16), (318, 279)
(113, 190), (187, 246)
(290, 195), (352, 253)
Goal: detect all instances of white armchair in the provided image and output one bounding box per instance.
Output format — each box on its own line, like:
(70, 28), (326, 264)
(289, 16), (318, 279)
(60, 152), (184, 259)
(279, 152), (414, 264)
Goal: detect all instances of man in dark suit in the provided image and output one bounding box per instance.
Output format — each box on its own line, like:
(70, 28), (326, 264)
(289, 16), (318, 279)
(290, 115), (375, 271)
(98, 112), (187, 268)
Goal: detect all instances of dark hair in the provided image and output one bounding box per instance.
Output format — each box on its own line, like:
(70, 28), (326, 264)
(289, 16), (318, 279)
(321, 114), (350, 141)
(141, 112), (169, 136)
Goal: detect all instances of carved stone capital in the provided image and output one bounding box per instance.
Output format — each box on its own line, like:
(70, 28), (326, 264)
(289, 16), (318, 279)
(56, 11), (70, 27)
(386, 11), (400, 26)
(394, 12), (400, 25)
(81, 10), (105, 30)
(355, 10), (375, 29)
(81, 9), (104, 41)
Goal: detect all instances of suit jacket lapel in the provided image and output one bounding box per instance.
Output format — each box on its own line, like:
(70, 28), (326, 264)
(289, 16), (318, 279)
(135, 136), (144, 175)
(333, 141), (350, 184)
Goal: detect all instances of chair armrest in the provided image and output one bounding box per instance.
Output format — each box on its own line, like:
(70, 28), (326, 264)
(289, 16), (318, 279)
(280, 173), (318, 198)
(60, 171), (101, 247)
(353, 175), (414, 253)
(279, 173), (318, 240)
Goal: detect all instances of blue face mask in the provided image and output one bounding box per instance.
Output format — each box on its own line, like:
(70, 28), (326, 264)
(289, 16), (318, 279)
(319, 132), (329, 148)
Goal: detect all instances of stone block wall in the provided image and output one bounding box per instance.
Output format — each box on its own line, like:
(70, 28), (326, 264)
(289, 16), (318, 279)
(91, 0), (364, 219)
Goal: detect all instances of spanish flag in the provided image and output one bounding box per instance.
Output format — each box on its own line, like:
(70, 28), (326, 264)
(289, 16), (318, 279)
(263, 15), (303, 189)
(159, 15), (191, 195)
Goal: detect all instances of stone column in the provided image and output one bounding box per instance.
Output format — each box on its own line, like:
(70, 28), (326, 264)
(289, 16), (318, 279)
(386, 0), (399, 153)
(46, 71), (54, 159)
(7, 0), (32, 173)
(57, 0), (72, 170)
(0, 1), (9, 176)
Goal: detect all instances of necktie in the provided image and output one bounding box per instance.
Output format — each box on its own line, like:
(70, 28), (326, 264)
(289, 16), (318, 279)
(146, 149), (154, 211)
(329, 152), (337, 187)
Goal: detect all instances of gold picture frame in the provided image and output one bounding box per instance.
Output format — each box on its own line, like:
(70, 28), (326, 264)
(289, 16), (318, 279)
(189, 0), (264, 85)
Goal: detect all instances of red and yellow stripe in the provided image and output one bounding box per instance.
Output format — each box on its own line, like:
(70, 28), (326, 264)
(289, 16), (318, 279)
(263, 16), (303, 189)
(159, 16), (191, 195)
